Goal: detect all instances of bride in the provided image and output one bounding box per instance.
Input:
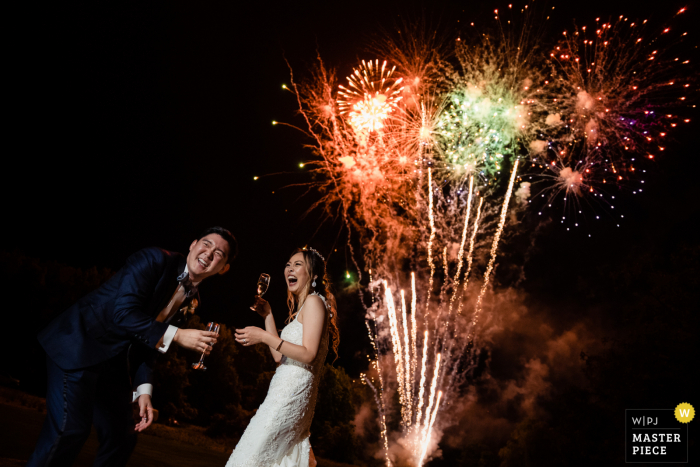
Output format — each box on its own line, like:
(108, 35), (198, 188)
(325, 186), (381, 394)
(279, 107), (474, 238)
(227, 247), (339, 467)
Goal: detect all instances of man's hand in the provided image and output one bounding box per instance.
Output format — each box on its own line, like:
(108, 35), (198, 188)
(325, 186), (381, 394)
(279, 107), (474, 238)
(173, 329), (218, 354)
(135, 394), (154, 432)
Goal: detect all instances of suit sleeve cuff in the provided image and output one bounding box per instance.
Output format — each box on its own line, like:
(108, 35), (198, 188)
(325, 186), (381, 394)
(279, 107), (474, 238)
(158, 325), (178, 354)
(132, 383), (153, 402)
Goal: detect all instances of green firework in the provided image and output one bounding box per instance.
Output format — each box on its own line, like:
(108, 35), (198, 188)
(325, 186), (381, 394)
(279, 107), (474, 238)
(434, 84), (527, 179)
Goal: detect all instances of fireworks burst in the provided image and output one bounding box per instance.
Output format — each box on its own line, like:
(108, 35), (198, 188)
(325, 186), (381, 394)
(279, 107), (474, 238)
(532, 8), (694, 193)
(276, 5), (696, 465)
(434, 86), (526, 180)
(338, 60), (405, 133)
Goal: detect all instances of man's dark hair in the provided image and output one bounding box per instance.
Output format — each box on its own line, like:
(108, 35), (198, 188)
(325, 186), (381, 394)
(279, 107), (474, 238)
(198, 226), (238, 262)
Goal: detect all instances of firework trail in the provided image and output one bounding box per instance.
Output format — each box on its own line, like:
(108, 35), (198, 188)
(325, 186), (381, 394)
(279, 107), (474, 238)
(414, 330), (429, 439)
(410, 272), (418, 390)
(400, 289), (413, 421)
(362, 294), (393, 466)
(422, 352), (442, 432)
(425, 168), (437, 313)
(448, 175), (474, 314)
(457, 196), (485, 316)
(418, 391), (443, 467)
(462, 196), (485, 293)
(473, 159), (520, 333)
(383, 282), (409, 425)
(361, 373), (392, 467)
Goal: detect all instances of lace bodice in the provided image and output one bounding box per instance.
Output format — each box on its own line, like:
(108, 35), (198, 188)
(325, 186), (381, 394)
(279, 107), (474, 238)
(226, 292), (330, 467)
(279, 293), (329, 375)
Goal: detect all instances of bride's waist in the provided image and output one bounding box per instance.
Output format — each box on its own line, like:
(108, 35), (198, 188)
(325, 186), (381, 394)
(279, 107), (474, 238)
(279, 356), (315, 373)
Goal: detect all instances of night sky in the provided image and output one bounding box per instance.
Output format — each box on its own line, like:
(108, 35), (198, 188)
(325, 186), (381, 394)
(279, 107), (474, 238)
(5, 0), (698, 378)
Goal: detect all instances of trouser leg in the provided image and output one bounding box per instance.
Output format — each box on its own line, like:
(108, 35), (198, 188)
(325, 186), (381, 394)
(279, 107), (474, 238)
(92, 352), (137, 467)
(27, 356), (97, 467)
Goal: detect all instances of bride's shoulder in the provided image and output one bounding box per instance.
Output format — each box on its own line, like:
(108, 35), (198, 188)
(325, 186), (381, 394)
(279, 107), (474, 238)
(305, 293), (326, 308)
(298, 294), (326, 324)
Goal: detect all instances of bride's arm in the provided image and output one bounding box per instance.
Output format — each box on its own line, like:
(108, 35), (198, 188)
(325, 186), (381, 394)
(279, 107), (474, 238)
(251, 296), (283, 362)
(263, 312), (283, 362)
(237, 295), (326, 365)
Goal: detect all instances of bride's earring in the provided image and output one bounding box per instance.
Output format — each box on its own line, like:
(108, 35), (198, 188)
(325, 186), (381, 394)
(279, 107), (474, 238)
(312, 279), (317, 287)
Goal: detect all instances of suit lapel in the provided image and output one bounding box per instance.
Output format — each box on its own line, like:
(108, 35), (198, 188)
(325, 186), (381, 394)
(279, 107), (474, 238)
(152, 253), (187, 317)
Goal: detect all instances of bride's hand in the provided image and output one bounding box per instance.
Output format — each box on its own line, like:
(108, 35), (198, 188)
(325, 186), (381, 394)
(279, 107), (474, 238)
(235, 326), (266, 346)
(251, 296), (271, 318)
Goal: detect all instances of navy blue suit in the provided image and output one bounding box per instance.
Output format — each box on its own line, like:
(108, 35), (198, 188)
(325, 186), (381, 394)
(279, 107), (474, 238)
(28, 247), (196, 467)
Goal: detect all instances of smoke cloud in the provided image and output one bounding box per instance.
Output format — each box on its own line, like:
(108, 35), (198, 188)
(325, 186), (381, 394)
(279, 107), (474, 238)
(514, 182), (531, 205)
(545, 113), (562, 125)
(436, 286), (598, 452)
(576, 91), (597, 111)
(529, 139), (547, 154)
(371, 284), (600, 465)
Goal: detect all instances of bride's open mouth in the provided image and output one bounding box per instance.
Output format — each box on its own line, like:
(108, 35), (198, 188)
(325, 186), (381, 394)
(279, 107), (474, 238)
(287, 275), (298, 286)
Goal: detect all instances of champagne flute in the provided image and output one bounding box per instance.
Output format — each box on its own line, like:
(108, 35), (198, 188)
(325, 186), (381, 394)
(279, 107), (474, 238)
(191, 322), (219, 371)
(257, 273), (270, 297)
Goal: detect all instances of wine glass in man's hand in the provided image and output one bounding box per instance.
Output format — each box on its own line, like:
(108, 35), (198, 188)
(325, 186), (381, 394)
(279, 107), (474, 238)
(192, 322), (219, 371)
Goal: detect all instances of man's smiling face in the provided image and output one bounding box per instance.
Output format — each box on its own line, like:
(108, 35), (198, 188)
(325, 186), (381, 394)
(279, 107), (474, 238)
(186, 233), (230, 282)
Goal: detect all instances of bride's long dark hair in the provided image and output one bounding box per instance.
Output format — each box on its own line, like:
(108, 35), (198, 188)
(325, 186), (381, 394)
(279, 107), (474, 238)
(286, 247), (339, 362)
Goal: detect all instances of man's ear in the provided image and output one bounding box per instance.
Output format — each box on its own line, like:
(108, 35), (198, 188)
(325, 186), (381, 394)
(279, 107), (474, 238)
(189, 239), (197, 252)
(218, 263), (231, 275)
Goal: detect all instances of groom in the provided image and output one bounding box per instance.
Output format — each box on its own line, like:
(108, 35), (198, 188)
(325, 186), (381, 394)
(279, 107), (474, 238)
(27, 226), (237, 467)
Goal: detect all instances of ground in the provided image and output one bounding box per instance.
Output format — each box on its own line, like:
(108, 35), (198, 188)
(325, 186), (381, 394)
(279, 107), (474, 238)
(0, 403), (229, 467)
(0, 402), (354, 467)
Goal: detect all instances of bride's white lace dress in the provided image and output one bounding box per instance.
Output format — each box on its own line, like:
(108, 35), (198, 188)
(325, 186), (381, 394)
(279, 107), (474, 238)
(226, 293), (329, 467)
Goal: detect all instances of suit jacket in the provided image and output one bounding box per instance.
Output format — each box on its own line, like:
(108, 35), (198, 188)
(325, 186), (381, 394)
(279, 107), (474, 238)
(38, 247), (197, 387)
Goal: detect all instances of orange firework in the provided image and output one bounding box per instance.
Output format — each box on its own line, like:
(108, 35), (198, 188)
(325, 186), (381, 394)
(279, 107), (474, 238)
(338, 59), (405, 132)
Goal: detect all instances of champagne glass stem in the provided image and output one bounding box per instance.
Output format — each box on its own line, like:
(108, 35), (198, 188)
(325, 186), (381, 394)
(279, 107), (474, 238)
(196, 349), (206, 366)
(192, 322), (217, 371)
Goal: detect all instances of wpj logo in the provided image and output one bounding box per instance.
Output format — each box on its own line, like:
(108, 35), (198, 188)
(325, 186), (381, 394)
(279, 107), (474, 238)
(626, 409), (689, 463)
